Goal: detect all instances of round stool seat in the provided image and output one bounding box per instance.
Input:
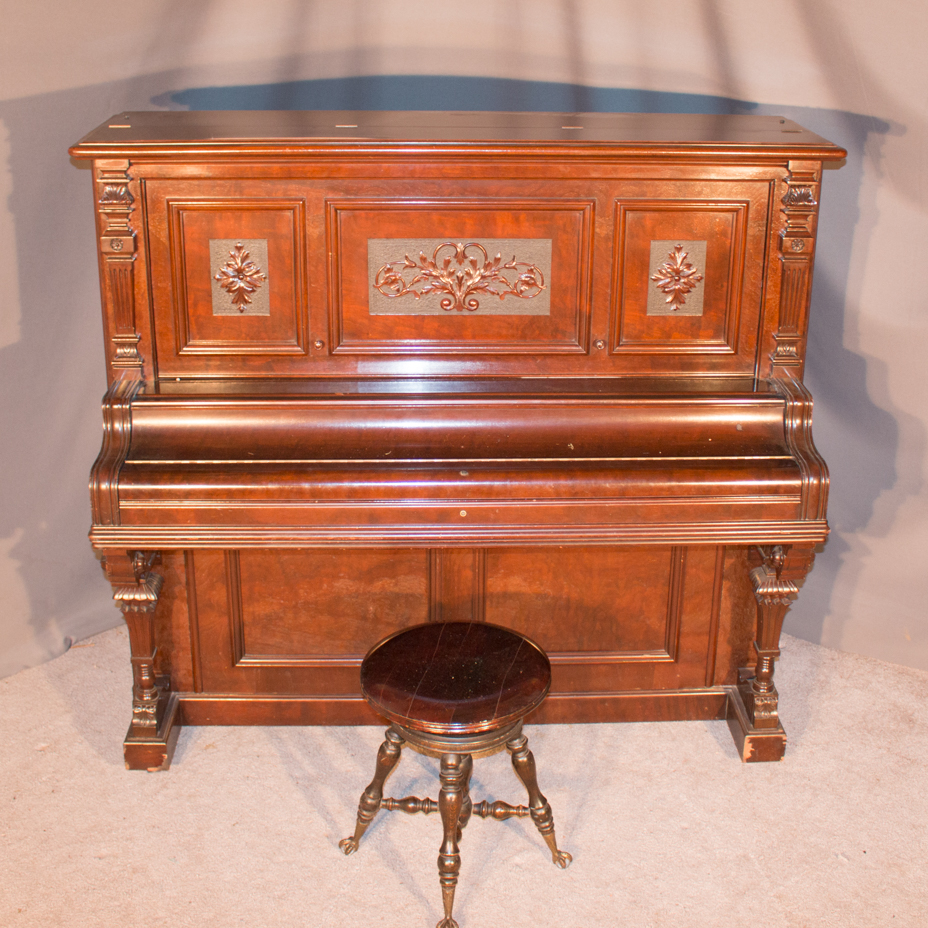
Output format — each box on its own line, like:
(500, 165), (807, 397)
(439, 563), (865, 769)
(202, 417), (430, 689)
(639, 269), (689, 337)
(361, 621), (550, 736)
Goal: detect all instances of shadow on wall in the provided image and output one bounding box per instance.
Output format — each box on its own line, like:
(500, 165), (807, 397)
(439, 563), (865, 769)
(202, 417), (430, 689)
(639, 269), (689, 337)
(161, 76), (919, 648)
(0, 72), (909, 677)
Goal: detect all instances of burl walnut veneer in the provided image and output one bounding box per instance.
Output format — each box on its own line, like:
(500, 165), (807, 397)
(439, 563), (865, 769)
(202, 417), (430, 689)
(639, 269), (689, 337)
(70, 111), (845, 770)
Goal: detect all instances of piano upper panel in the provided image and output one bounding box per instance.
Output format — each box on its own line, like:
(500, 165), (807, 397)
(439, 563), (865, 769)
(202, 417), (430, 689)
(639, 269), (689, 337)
(71, 111), (845, 387)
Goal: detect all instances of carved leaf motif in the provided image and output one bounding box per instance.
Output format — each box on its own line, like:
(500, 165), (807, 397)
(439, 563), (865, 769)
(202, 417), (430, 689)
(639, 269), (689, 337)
(214, 242), (267, 310)
(374, 242), (545, 312)
(650, 244), (704, 310)
(783, 185), (817, 208)
(99, 184), (133, 206)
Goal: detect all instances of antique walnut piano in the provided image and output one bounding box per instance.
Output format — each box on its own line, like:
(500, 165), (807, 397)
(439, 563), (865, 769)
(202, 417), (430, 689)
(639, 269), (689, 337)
(70, 111), (845, 770)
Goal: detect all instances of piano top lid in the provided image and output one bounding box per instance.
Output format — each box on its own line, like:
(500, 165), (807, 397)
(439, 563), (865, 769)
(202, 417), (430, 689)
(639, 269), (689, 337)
(70, 110), (847, 161)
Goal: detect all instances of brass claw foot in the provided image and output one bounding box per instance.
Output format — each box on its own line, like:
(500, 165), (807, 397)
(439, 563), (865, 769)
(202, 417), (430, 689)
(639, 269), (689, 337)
(552, 848), (573, 868)
(436, 918), (460, 928)
(338, 837), (360, 855)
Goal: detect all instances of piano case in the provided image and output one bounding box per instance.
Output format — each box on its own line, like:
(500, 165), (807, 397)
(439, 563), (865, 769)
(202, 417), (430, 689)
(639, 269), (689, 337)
(71, 111), (845, 768)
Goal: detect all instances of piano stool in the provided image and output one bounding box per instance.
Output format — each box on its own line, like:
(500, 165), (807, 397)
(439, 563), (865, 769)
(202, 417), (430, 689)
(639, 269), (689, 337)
(339, 621), (571, 928)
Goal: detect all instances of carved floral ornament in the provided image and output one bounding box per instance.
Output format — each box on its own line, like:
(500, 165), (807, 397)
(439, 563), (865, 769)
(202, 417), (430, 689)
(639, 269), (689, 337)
(650, 243), (704, 311)
(374, 241), (546, 312)
(214, 242), (267, 310)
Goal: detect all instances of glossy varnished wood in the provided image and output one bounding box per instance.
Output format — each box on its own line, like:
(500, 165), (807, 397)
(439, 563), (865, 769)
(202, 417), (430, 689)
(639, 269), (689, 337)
(360, 622), (550, 734)
(70, 112), (843, 768)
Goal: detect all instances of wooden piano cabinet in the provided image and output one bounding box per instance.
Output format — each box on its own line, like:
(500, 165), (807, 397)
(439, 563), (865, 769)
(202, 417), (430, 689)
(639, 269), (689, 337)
(71, 112), (845, 769)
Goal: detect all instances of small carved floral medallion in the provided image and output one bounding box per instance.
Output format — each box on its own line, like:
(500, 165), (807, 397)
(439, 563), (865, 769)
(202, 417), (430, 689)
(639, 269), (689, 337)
(369, 239), (550, 315)
(209, 239), (270, 316)
(647, 240), (706, 316)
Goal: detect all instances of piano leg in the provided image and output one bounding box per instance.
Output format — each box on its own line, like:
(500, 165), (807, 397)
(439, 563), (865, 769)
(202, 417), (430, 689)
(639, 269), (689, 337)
(727, 544), (815, 762)
(102, 549), (180, 771)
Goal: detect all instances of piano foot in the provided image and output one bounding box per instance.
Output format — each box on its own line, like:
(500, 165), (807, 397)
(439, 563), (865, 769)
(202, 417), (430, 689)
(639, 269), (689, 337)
(124, 683), (181, 771)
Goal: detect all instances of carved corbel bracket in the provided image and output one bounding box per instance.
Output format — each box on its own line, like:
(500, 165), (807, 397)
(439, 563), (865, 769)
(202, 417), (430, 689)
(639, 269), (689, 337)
(746, 545), (798, 729)
(727, 543), (817, 761)
(101, 549), (179, 770)
(108, 550), (164, 615)
(95, 161), (142, 371)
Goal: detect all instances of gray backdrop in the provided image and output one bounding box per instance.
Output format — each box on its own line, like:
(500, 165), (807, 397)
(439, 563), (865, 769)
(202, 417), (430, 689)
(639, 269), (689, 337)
(1, 0), (925, 677)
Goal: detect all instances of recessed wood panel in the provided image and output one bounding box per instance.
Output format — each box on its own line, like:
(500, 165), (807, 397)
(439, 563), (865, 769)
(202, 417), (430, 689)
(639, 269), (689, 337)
(191, 548), (431, 694)
(613, 200), (748, 353)
(168, 200), (306, 355)
(328, 199), (593, 354)
(230, 549), (430, 663)
(484, 546), (683, 658)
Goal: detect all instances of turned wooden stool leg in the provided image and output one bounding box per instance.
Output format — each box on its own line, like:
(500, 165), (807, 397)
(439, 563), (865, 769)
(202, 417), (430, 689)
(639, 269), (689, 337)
(437, 753), (469, 928)
(339, 727), (404, 855)
(506, 730), (572, 869)
(457, 754), (474, 839)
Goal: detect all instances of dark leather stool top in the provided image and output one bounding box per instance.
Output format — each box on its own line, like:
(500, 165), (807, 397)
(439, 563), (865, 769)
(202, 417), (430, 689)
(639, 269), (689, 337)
(361, 621), (551, 735)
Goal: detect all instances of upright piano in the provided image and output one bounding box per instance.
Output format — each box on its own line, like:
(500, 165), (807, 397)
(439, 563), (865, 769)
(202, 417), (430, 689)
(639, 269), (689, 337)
(70, 111), (845, 769)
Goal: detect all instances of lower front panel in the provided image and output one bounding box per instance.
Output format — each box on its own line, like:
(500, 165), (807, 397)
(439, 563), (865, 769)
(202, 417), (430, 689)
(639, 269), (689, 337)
(166, 545), (755, 718)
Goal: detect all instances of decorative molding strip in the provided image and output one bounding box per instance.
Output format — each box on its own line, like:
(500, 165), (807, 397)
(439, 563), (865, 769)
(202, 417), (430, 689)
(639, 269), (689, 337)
(90, 519), (832, 549)
(371, 240), (548, 314)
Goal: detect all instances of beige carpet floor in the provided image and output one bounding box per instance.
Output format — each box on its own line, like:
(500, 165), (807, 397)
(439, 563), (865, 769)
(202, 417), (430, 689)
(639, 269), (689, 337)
(2, 625), (926, 928)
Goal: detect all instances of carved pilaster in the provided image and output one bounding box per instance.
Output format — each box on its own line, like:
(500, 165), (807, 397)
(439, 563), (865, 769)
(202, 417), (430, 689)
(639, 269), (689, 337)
(773, 161), (822, 368)
(95, 161), (142, 370)
(102, 550), (179, 770)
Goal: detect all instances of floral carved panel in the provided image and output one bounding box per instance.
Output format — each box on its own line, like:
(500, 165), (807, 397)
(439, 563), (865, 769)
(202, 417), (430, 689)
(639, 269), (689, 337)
(210, 239), (270, 316)
(647, 241), (707, 316)
(368, 239), (551, 315)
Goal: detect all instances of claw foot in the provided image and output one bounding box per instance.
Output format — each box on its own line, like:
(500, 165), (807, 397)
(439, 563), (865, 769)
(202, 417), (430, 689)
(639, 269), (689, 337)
(338, 837), (359, 855)
(552, 849), (572, 868)
(437, 918), (459, 928)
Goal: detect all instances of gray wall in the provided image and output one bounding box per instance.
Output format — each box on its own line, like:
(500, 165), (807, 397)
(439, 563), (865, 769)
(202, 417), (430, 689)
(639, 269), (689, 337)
(2, 0), (926, 676)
